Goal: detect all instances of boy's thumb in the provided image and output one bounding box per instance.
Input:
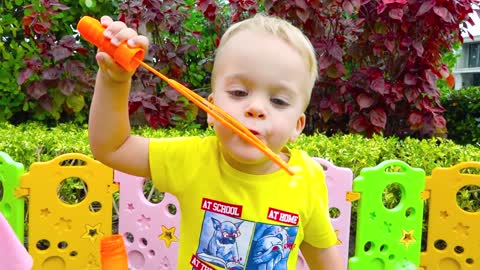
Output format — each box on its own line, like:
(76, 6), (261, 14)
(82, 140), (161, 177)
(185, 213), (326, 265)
(96, 51), (116, 71)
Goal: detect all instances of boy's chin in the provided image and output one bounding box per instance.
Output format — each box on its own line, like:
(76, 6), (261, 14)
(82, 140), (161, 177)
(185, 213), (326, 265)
(224, 145), (270, 165)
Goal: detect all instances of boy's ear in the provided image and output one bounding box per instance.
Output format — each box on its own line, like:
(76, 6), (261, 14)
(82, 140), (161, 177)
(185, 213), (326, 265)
(207, 94), (214, 126)
(290, 113), (306, 142)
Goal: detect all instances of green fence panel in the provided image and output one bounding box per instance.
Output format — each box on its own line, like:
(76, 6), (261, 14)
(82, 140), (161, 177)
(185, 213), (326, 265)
(349, 160), (425, 270)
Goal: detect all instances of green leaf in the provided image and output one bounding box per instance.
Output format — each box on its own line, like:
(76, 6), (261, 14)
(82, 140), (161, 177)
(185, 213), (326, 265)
(66, 95), (85, 113)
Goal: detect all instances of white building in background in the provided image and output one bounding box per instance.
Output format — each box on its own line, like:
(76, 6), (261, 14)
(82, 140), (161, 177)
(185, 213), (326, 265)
(453, 6), (480, 89)
(453, 35), (480, 89)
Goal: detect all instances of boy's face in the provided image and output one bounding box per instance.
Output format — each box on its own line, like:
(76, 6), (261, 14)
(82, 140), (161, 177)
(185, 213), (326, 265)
(209, 29), (310, 172)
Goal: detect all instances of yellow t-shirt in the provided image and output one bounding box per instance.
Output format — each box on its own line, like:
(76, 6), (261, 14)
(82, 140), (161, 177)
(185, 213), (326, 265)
(149, 136), (336, 270)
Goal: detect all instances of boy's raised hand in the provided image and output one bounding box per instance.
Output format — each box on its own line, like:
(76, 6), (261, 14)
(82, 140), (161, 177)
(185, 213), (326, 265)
(96, 16), (149, 83)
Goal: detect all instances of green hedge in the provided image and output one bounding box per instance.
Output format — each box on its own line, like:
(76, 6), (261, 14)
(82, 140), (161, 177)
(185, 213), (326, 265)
(441, 86), (480, 146)
(1, 122), (480, 176)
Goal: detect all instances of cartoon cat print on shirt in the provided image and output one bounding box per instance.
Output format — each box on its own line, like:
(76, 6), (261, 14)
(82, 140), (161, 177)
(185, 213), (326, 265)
(206, 218), (243, 263)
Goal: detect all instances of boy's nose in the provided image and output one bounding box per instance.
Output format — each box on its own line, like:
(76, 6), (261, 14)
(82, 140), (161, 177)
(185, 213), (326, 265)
(245, 105), (266, 119)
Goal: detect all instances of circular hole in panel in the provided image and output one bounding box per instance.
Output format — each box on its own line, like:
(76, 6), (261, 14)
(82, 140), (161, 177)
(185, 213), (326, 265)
(57, 177), (88, 205)
(36, 239), (50, 251)
(405, 207), (415, 218)
(70, 251), (78, 257)
(124, 232), (134, 243)
(329, 207), (341, 219)
(58, 241), (68, 249)
(379, 244), (388, 253)
(0, 180), (4, 201)
(142, 179), (164, 204)
(434, 239), (447, 250)
(59, 159), (87, 166)
(456, 185), (480, 212)
(466, 258), (474, 264)
(364, 241), (374, 253)
(389, 254), (395, 260)
(168, 203), (177, 215)
(454, 246), (464, 254)
(382, 182), (403, 209)
(89, 201), (102, 212)
(140, 238), (148, 247)
(2, 203), (11, 218)
(149, 250), (155, 256)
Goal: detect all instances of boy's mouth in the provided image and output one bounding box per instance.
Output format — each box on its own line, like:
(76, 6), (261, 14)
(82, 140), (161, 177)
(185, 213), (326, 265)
(248, 129), (259, 135)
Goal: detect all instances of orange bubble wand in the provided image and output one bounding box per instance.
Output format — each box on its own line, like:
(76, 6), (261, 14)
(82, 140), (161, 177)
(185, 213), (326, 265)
(77, 16), (295, 175)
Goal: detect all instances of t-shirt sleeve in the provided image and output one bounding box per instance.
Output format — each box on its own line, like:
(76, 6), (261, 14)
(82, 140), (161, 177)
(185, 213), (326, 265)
(149, 136), (211, 196)
(302, 165), (338, 248)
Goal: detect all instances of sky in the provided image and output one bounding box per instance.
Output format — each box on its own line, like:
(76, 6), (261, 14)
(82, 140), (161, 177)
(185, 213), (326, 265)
(463, 5), (480, 38)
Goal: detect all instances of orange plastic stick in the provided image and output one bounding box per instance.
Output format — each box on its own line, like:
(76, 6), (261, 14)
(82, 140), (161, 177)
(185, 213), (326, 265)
(100, 235), (128, 270)
(77, 16), (295, 175)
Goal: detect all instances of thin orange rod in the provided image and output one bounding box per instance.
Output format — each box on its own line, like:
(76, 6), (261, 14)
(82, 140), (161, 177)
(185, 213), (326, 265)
(137, 60), (295, 175)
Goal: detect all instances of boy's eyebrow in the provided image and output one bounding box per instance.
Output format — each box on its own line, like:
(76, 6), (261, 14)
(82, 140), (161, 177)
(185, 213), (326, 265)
(224, 73), (297, 94)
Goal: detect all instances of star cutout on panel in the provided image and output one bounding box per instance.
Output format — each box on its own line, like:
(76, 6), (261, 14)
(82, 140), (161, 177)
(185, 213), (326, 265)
(335, 230), (342, 245)
(40, 208), (51, 217)
(439, 210), (449, 219)
(158, 225), (178, 248)
(453, 222), (470, 237)
(137, 214), (151, 230)
(127, 202), (135, 212)
(82, 224), (104, 243)
(399, 229), (415, 248)
(55, 217), (72, 231)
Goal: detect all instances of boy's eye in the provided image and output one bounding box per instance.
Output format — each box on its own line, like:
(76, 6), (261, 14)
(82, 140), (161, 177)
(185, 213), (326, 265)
(228, 90), (248, 97)
(271, 97), (289, 106)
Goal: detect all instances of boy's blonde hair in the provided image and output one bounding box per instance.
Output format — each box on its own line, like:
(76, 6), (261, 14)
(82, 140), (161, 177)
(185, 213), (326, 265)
(211, 13), (318, 102)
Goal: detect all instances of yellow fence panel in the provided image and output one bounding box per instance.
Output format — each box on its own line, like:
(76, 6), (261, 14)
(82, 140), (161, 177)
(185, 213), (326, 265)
(420, 162), (480, 270)
(19, 153), (118, 270)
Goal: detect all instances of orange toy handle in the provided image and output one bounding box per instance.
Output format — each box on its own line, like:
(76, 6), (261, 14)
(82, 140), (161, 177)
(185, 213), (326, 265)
(100, 235), (128, 270)
(77, 16), (144, 72)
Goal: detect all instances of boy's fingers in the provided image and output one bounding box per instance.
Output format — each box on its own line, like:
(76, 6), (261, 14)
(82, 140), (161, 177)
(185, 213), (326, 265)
(111, 28), (137, 46)
(128, 35), (149, 51)
(100, 16), (113, 27)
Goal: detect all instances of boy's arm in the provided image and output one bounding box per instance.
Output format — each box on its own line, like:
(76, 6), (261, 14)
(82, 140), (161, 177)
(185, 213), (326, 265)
(300, 242), (343, 270)
(88, 16), (151, 178)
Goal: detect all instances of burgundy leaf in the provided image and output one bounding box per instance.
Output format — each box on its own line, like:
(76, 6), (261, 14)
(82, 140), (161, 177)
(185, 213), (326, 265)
(59, 79), (75, 96)
(165, 87), (182, 101)
(423, 69), (437, 87)
(377, 3), (387, 14)
(433, 7), (452, 23)
(389, 8), (403, 20)
(26, 81), (48, 99)
(370, 77), (385, 94)
(39, 95), (53, 112)
(295, 7), (311, 22)
(412, 40), (424, 56)
(41, 67), (60, 80)
(437, 64), (450, 78)
(295, 0), (308, 10)
(404, 73), (417, 85)
(408, 111), (423, 127)
(384, 39), (395, 53)
(356, 93), (375, 109)
(350, 115), (368, 132)
(405, 88), (419, 103)
(51, 46), (72, 62)
(369, 107), (386, 128)
(59, 36), (76, 49)
(433, 114), (446, 129)
(33, 22), (51, 34)
(343, 1), (354, 15)
(416, 0), (435, 17)
(17, 68), (34, 85)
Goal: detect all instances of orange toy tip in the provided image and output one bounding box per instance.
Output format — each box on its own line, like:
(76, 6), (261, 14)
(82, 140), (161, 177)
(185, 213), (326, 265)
(77, 16), (144, 72)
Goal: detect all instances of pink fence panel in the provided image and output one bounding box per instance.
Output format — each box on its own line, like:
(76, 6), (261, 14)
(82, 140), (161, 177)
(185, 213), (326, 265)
(297, 158), (353, 270)
(114, 171), (181, 270)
